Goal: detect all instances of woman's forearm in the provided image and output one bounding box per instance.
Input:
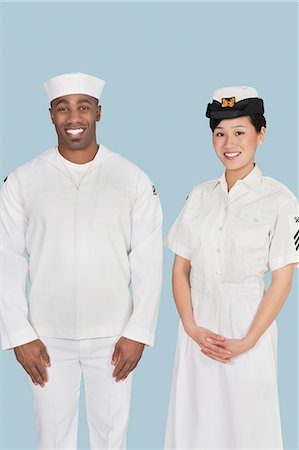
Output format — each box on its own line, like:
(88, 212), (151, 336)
(245, 265), (295, 347)
(172, 270), (196, 334)
(172, 255), (197, 335)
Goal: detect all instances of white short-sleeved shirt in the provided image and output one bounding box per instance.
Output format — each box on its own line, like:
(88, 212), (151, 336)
(166, 164), (298, 290)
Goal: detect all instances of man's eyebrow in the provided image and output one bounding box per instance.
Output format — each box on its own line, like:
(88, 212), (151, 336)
(77, 98), (93, 104)
(54, 98), (94, 107)
(54, 99), (68, 107)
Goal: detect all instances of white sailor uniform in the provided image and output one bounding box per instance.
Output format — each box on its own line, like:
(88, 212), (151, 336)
(164, 164), (298, 450)
(0, 144), (163, 449)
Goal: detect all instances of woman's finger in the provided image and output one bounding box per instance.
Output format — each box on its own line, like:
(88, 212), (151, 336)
(206, 336), (226, 345)
(201, 348), (231, 361)
(201, 341), (231, 356)
(201, 349), (230, 363)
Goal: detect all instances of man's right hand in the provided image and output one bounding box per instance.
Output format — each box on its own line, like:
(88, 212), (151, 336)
(14, 339), (51, 387)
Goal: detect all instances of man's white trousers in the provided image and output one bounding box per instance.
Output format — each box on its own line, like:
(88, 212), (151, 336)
(29, 336), (132, 450)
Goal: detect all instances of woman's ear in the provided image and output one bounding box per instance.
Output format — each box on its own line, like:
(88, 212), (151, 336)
(258, 126), (266, 146)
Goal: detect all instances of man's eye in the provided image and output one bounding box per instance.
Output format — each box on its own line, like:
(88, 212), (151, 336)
(57, 107), (68, 112)
(80, 106), (89, 111)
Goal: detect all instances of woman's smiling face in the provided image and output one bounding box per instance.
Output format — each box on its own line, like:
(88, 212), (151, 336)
(212, 116), (266, 173)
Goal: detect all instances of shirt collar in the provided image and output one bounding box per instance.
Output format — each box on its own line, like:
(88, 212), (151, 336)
(42, 144), (114, 174)
(210, 164), (263, 193)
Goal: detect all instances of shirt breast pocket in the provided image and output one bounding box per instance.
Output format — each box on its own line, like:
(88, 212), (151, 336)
(184, 207), (211, 249)
(234, 209), (274, 252)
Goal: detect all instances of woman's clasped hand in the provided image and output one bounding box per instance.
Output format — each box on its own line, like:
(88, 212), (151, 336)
(188, 325), (254, 363)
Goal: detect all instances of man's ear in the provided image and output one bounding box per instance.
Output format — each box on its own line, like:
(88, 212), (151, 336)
(96, 105), (101, 122)
(49, 108), (55, 125)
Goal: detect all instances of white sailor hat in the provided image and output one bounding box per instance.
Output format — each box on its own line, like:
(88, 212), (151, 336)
(44, 72), (105, 103)
(206, 86), (264, 119)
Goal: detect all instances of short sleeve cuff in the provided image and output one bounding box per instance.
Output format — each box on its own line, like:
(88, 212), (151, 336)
(165, 236), (191, 260)
(269, 254), (299, 272)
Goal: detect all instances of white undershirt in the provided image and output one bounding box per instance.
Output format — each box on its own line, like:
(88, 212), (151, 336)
(57, 150), (95, 186)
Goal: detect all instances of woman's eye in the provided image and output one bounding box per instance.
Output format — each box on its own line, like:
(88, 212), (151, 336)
(215, 132), (224, 137)
(235, 131), (245, 136)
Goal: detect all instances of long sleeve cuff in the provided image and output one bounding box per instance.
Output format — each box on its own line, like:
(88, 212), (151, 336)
(1, 326), (39, 350)
(122, 322), (155, 347)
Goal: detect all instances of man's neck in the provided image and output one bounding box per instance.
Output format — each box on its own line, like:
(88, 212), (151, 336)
(58, 144), (99, 164)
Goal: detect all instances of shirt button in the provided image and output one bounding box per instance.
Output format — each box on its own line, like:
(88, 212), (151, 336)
(216, 248), (221, 253)
(219, 226), (223, 231)
(216, 270), (220, 275)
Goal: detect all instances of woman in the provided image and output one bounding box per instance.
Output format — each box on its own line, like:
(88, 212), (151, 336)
(164, 86), (298, 449)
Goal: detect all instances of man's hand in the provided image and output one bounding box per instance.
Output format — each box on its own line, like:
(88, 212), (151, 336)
(111, 337), (145, 382)
(14, 339), (51, 387)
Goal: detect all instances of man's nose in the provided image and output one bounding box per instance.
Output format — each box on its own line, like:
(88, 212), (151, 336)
(66, 109), (82, 123)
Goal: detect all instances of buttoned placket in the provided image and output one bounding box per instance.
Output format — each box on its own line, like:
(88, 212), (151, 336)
(217, 180), (243, 268)
(215, 214), (226, 279)
(215, 181), (249, 281)
(214, 184), (231, 281)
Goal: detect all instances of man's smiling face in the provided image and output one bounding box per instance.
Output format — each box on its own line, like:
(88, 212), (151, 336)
(50, 93), (101, 151)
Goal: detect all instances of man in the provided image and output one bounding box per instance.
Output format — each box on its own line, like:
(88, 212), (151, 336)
(0, 72), (163, 450)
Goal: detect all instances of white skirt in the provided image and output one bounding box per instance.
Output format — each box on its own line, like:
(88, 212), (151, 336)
(164, 282), (283, 450)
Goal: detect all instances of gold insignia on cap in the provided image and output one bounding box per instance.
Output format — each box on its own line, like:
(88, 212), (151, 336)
(221, 97), (236, 108)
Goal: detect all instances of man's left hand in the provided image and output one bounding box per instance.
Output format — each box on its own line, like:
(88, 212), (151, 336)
(112, 337), (145, 382)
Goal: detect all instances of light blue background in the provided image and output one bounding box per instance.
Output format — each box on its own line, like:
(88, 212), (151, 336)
(0, 2), (298, 449)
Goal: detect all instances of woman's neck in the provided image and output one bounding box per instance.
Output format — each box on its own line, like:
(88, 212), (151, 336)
(225, 162), (255, 192)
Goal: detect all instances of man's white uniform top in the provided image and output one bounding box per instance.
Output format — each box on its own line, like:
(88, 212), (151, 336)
(0, 144), (163, 350)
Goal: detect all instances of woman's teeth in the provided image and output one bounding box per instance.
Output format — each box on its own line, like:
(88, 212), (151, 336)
(224, 152), (241, 159)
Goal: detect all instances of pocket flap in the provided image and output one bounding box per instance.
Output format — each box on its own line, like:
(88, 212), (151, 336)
(238, 210), (274, 225)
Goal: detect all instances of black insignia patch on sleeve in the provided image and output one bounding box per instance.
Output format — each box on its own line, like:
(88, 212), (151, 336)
(152, 185), (157, 196)
(294, 216), (299, 223)
(186, 195), (189, 201)
(3, 176), (7, 183)
(294, 229), (299, 251)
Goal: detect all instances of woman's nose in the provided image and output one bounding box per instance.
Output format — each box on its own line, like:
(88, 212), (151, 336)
(224, 134), (236, 148)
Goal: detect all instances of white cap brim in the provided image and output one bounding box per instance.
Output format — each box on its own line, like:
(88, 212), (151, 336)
(44, 72), (105, 103)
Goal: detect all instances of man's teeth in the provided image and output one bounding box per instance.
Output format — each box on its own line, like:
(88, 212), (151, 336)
(66, 128), (84, 135)
(224, 152), (240, 157)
